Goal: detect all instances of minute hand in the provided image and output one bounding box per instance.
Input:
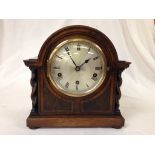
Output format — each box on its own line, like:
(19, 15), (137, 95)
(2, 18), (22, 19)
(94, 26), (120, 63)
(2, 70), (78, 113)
(67, 52), (77, 67)
(79, 58), (91, 68)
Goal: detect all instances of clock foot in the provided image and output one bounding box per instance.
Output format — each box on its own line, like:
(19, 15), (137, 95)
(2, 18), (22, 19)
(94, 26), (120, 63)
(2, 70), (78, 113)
(112, 126), (122, 129)
(28, 126), (40, 129)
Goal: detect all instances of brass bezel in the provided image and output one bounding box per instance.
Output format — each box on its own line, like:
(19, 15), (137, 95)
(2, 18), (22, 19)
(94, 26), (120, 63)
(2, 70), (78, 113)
(47, 38), (107, 97)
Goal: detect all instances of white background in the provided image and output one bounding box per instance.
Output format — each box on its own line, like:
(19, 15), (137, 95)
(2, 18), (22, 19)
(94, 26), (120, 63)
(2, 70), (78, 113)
(0, 19), (155, 134)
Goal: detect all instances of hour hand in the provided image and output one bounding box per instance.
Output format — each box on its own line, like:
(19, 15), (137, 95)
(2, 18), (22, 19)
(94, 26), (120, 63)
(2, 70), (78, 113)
(67, 52), (77, 67)
(79, 58), (91, 68)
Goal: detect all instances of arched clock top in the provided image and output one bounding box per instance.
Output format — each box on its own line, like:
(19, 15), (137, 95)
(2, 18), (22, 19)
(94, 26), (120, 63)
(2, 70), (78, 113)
(37, 25), (119, 66)
(24, 25), (130, 71)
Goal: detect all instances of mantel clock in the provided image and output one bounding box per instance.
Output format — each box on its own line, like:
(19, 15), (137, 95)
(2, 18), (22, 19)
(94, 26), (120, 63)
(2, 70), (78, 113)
(24, 25), (130, 129)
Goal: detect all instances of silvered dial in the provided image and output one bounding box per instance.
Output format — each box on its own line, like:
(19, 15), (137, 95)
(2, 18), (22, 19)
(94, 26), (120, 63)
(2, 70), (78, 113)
(47, 39), (106, 97)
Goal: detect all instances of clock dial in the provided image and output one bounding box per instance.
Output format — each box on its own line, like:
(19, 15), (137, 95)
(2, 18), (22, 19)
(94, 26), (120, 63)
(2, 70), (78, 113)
(47, 38), (107, 97)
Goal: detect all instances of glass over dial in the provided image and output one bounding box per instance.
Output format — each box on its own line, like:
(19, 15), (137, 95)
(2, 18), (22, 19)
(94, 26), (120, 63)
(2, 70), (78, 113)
(47, 38), (107, 97)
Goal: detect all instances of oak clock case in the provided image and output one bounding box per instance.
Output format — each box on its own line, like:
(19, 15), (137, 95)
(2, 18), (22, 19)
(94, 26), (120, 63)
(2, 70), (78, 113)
(24, 25), (130, 129)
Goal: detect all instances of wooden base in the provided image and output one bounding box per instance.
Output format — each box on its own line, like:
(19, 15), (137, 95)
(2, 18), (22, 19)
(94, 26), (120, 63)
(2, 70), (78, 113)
(27, 115), (124, 129)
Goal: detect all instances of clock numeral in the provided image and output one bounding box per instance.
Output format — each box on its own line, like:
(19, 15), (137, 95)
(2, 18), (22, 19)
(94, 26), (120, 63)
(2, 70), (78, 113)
(95, 67), (102, 70)
(91, 76), (97, 81)
(57, 73), (63, 81)
(75, 81), (79, 91)
(58, 73), (62, 77)
(57, 77), (62, 81)
(91, 73), (98, 81)
(93, 56), (99, 60)
(76, 80), (80, 84)
(65, 82), (69, 88)
(56, 55), (63, 59)
(76, 85), (78, 90)
(77, 43), (80, 51)
(88, 47), (91, 52)
(65, 46), (69, 51)
(53, 66), (60, 69)
(86, 83), (89, 88)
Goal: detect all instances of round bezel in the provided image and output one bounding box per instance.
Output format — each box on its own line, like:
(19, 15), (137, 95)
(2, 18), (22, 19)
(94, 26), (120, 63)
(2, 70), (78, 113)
(47, 38), (107, 97)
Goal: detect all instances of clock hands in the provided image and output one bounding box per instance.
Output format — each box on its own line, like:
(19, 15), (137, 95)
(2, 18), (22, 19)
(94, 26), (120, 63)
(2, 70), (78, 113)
(74, 58), (91, 71)
(67, 51), (77, 67)
(66, 48), (91, 71)
(79, 58), (91, 68)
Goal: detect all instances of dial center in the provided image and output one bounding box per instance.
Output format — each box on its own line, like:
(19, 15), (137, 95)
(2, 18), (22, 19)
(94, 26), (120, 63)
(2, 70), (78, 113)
(75, 66), (80, 71)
